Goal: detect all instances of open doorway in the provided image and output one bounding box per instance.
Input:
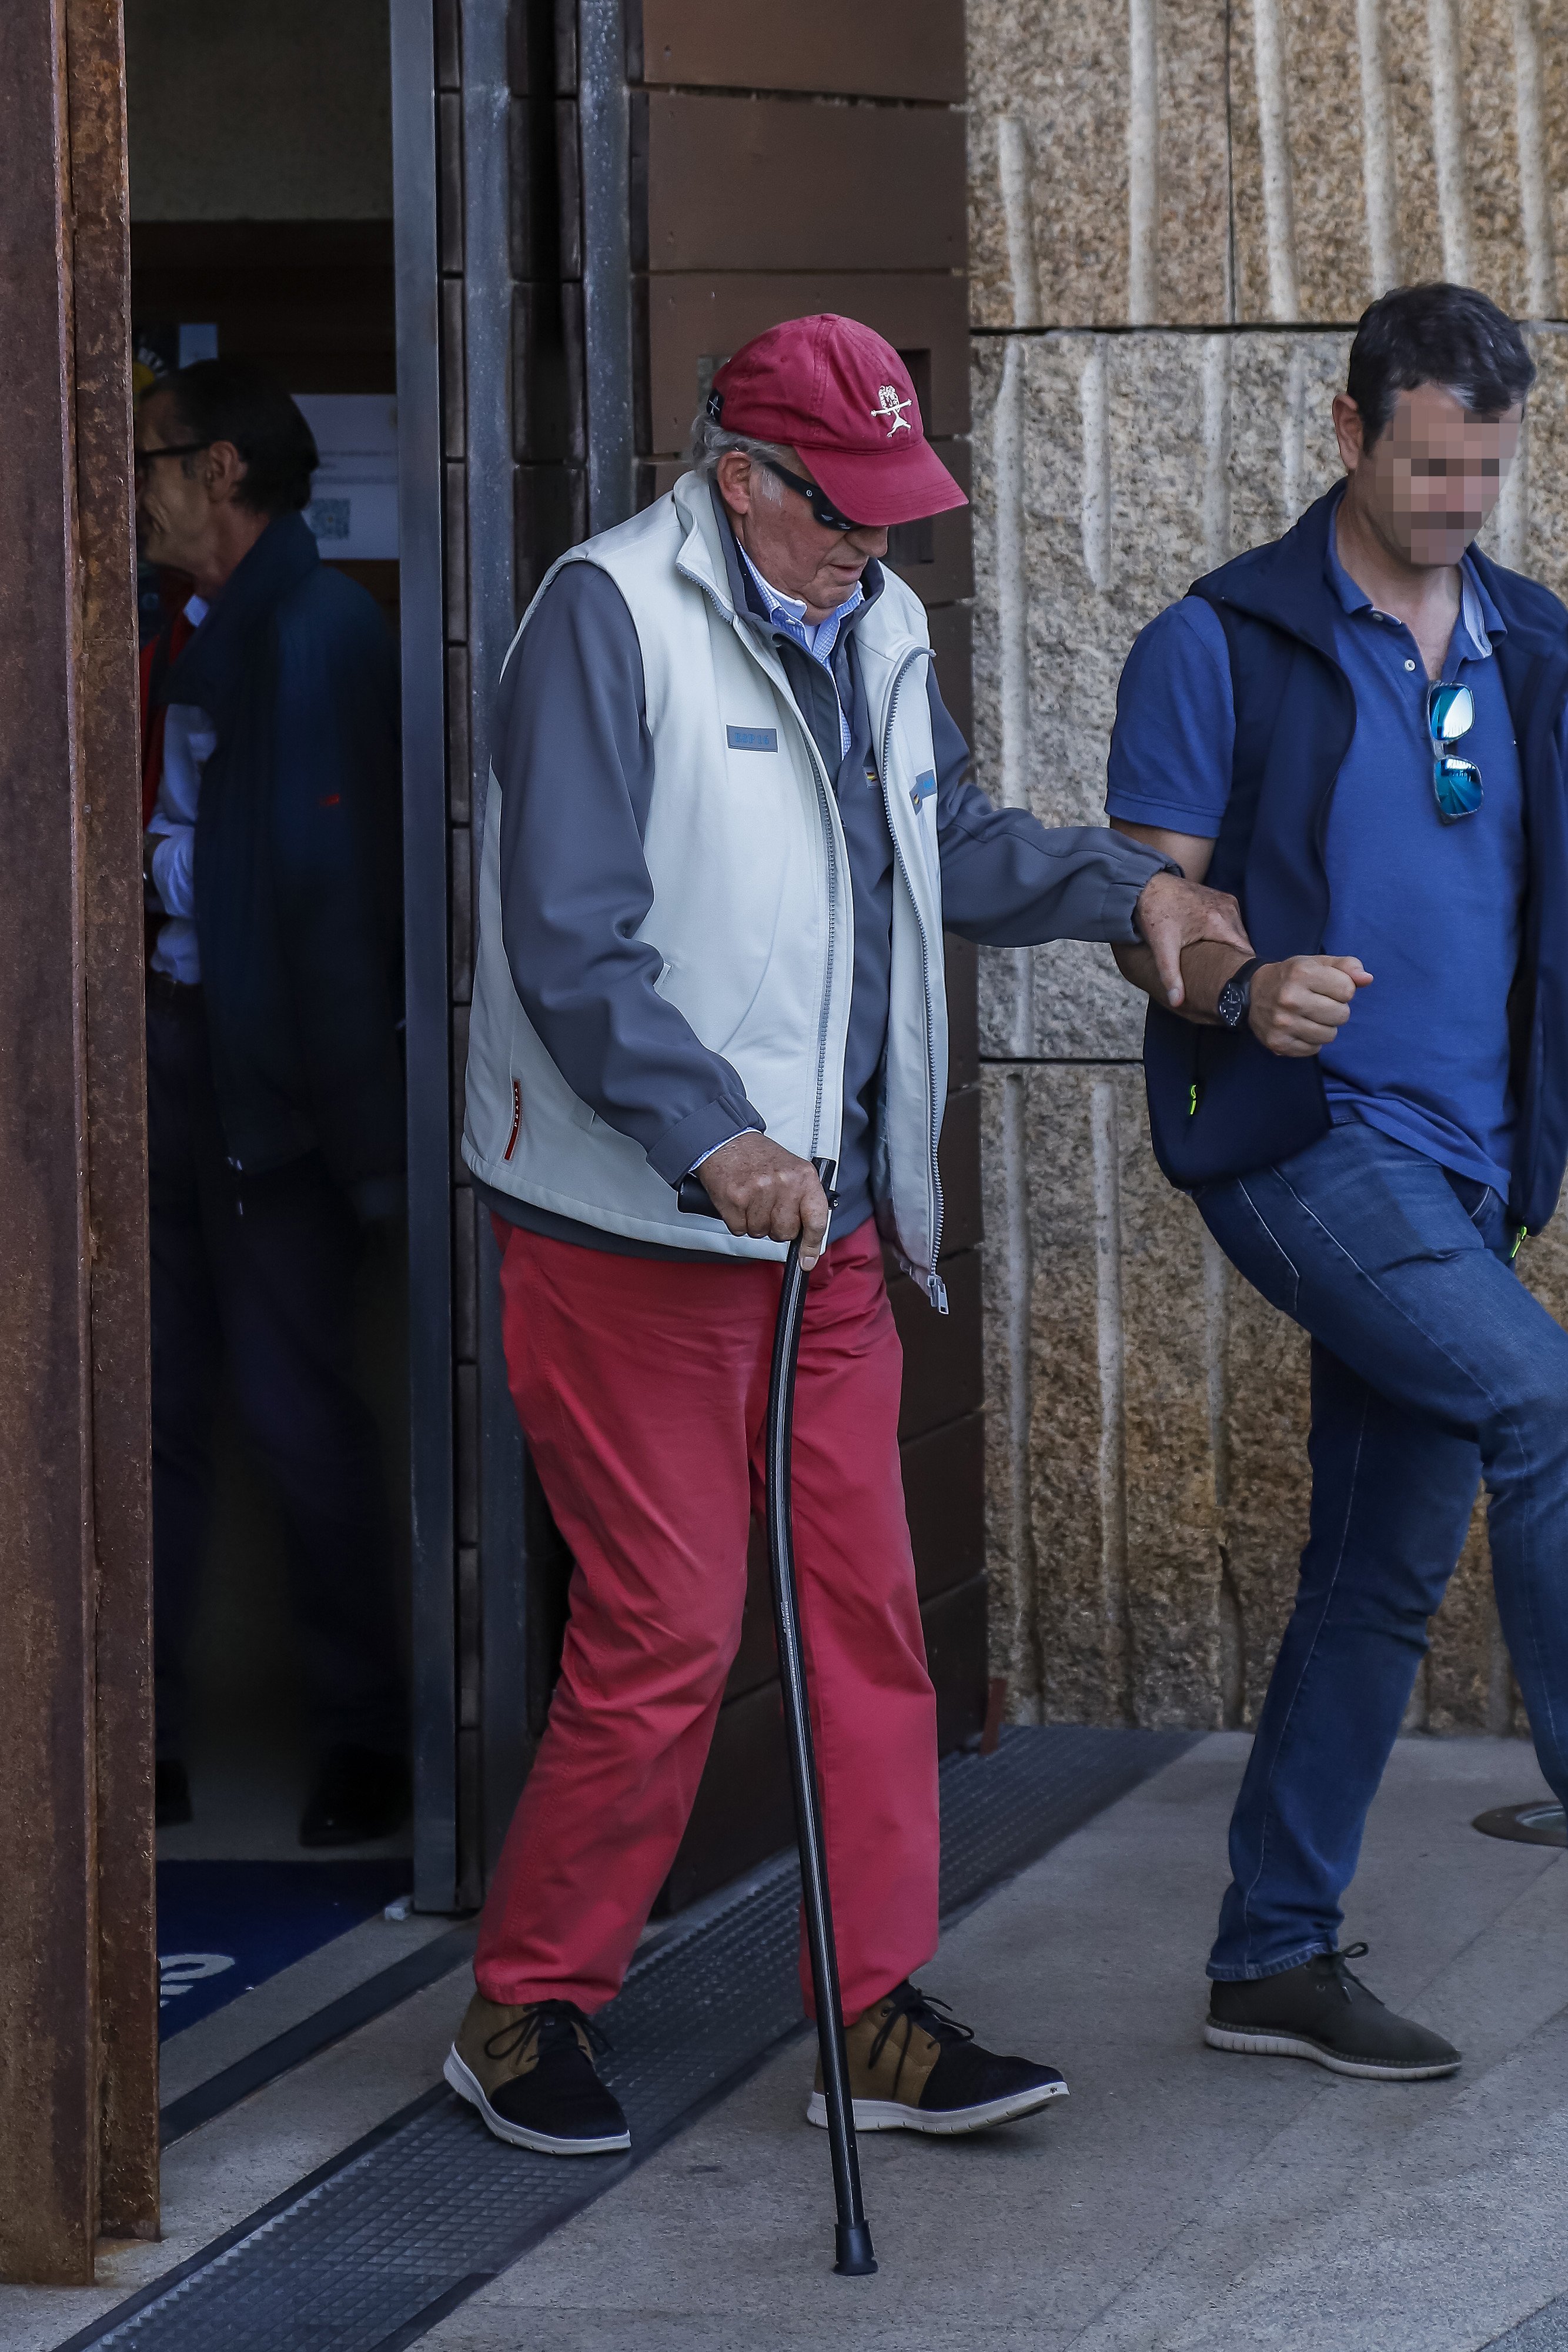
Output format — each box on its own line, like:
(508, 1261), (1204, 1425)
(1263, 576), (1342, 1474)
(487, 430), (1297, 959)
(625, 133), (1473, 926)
(125, 0), (428, 2057)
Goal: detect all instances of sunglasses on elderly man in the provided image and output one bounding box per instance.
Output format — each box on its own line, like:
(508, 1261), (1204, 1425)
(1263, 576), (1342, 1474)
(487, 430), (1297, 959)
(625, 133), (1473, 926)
(1428, 683), (1483, 824)
(758, 458), (868, 536)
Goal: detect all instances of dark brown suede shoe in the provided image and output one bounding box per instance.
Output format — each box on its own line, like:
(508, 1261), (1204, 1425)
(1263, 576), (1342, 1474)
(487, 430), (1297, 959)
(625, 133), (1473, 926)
(807, 1980), (1068, 2136)
(445, 1992), (630, 2154)
(1205, 1943), (1461, 2081)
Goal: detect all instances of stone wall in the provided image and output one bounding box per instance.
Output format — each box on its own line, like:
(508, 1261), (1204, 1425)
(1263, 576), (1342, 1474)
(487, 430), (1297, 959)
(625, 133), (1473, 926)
(967, 0), (1568, 1731)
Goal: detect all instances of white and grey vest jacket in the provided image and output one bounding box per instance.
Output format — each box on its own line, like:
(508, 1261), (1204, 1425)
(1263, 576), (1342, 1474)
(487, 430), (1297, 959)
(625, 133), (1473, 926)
(463, 473), (953, 1306)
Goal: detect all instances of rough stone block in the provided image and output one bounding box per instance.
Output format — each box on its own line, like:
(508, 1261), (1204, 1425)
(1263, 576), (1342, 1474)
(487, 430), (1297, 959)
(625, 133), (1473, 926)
(982, 1064), (1222, 1728)
(967, 0), (1229, 328)
(968, 0), (1568, 329)
(968, 326), (1568, 1064)
(1215, 1247), (1311, 1728)
(983, 1066), (1567, 1735)
(1427, 1195), (1568, 1738)
(1229, 0), (1568, 323)
(982, 1061), (1114, 1719)
(968, 0), (1568, 1758)
(969, 328), (1349, 1060)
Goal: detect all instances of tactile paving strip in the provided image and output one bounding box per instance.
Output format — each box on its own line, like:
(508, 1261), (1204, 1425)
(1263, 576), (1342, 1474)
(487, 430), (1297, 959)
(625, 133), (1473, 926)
(60, 1726), (1195, 2352)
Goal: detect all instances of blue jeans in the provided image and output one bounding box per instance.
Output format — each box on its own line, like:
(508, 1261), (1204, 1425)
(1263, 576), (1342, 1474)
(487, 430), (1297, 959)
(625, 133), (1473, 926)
(1197, 1120), (1568, 1980)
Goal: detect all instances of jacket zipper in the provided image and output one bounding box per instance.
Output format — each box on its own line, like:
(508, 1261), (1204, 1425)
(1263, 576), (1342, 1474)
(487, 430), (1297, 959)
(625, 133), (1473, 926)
(879, 645), (947, 1311)
(684, 539), (874, 1231)
(724, 613), (843, 1161)
(807, 745), (840, 1160)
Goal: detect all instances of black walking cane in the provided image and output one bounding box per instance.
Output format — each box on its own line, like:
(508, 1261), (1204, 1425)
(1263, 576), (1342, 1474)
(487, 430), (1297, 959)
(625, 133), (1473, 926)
(678, 1155), (877, 2278)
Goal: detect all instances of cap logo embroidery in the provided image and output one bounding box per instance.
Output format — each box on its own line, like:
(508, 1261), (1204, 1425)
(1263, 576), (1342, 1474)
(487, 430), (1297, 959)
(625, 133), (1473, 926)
(872, 383), (912, 436)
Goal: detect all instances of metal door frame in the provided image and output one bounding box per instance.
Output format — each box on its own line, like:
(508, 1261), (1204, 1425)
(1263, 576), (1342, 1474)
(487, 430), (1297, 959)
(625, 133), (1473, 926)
(390, 0), (458, 1910)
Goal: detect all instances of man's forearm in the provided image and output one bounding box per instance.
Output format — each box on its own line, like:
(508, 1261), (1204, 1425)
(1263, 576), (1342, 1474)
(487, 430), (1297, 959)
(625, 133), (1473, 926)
(1113, 935), (1252, 1023)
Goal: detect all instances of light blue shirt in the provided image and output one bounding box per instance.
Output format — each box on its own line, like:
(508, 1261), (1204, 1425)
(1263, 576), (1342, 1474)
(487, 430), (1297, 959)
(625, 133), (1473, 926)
(735, 544), (862, 757)
(146, 596), (215, 985)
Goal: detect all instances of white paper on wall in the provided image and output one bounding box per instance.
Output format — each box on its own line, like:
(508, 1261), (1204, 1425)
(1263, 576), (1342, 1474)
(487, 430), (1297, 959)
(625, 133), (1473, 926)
(293, 393), (399, 561)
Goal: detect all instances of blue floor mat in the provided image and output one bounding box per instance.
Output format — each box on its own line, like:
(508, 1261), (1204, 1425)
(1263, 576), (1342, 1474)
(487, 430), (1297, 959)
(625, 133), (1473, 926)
(158, 1860), (413, 2039)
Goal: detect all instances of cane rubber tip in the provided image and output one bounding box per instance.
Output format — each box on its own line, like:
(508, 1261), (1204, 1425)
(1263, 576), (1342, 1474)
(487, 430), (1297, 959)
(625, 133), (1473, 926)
(834, 2221), (878, 2276)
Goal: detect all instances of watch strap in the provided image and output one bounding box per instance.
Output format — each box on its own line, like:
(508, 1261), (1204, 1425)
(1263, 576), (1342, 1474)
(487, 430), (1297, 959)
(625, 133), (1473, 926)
(1220, 957), (1261, 1026)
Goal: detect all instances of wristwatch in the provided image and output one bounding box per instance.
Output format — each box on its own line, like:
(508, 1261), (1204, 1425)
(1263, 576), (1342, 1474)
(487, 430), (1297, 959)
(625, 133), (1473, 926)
(1216, 958), (1261, 1031)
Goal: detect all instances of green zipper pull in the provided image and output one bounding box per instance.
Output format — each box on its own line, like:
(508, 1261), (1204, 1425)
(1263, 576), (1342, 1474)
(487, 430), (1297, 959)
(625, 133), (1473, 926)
(1511, 1224), (1527, 1261)
(1188, 1081), (1201, 1117)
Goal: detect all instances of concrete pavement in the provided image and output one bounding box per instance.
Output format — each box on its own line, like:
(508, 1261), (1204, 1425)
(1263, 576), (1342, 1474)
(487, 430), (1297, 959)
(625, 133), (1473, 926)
(423, 1733), (1568, 2352)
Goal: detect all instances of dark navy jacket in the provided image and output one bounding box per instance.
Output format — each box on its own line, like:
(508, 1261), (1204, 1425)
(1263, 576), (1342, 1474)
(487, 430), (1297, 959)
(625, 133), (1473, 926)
(160, 512), (406, 1215)
(1144, 490), (1568, 1234)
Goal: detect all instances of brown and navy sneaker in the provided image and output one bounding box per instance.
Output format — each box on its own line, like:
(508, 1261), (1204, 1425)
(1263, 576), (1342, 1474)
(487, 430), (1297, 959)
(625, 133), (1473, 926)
(1204, 1943), (1461, 2081)
(445, 1993), (631, 2154)
(807, 1980), (1068, 2136)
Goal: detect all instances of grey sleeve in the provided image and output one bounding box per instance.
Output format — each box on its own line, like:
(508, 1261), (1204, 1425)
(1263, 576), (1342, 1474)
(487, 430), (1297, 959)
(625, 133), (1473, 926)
(928, 667), (1174, 946)
(493, 563), (764, 1184)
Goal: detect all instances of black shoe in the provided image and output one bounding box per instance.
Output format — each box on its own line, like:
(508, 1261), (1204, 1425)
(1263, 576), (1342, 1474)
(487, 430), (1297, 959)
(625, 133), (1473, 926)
(299, 1745), (411, 1848)
(808, 1980), (1068, 2135)
(445, 1994), (631, 2154)
(1205, 1943), (1461, 2080)
(156, 1758), (193, 1828)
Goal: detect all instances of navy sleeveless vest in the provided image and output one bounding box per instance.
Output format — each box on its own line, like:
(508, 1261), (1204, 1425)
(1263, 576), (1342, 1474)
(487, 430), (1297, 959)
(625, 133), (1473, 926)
(1142, 490), (1568, 1234)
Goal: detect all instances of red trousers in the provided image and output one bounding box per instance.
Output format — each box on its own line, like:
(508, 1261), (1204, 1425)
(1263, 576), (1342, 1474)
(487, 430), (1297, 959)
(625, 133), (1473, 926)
(474, 1218), (940, 2019)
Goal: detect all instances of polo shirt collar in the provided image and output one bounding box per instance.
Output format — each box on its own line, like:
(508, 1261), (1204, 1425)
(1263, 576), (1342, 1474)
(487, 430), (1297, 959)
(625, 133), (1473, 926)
(161, 509), (320, 722)
(1323, 480), (1503, 662)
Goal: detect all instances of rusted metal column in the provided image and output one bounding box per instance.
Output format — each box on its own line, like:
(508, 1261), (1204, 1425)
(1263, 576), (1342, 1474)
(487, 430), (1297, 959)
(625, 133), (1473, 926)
(0, 0), (154, 2284)
(68, 0), (158, 2250)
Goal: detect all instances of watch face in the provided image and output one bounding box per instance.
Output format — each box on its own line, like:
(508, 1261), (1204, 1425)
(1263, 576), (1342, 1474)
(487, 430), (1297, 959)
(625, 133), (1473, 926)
(1218, 980), (1244, 1029)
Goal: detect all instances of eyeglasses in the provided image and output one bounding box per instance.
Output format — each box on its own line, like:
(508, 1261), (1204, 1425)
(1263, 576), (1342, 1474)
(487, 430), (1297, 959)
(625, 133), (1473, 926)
(758, 459), (867, 536)
(1427, 683), (1483, 823)
(133, 442), (210, 481)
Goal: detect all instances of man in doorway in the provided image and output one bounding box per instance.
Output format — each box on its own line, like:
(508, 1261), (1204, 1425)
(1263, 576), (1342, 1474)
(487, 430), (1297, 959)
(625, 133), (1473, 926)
(447, 313), (1250, 2153)
(137, 358), (410, 1845)
(1107, 283), (1568, 2078)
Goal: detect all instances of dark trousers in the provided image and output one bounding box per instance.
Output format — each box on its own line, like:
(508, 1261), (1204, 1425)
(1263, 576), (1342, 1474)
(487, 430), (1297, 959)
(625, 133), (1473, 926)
(148, 988), (406, 1763)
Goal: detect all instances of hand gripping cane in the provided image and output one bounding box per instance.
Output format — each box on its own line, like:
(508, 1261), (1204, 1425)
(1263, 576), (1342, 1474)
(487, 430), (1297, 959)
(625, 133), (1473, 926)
(678, 1157), (877, 2278)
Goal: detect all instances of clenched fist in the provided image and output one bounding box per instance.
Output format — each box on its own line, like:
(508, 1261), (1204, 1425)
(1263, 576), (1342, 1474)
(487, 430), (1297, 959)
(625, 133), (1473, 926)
(1249, 956), (1373, 1056)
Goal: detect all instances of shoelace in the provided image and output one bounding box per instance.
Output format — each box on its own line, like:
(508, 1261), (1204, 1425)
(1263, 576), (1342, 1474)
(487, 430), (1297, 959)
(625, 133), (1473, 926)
(1314, 1942), (1374, 2005)
(484, 1999), (611, 2067)
(867, 1981), (977, 2073)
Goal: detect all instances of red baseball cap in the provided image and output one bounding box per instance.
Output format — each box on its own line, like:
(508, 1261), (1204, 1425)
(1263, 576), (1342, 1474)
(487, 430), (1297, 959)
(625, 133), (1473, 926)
(708, 314), (967, 530)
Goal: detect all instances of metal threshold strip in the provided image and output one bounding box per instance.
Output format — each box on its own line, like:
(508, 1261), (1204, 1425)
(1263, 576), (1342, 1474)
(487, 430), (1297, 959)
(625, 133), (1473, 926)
(159, 1925), (480, 2147)
(59, 1726), (1195, 2352)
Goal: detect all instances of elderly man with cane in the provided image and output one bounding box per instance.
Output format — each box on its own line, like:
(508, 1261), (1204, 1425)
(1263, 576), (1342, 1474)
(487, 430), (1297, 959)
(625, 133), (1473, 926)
(444, 314), (1249, 2156)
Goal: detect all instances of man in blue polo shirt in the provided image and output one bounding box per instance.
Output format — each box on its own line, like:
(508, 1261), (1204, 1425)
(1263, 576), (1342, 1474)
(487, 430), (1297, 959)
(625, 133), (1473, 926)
(1106, 282), (1568, 2081)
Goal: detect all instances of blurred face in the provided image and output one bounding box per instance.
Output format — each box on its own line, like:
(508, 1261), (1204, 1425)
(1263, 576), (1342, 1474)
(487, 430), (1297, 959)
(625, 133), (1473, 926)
(714, 446), (890, 621)
(1333, 380), (1522, 570)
